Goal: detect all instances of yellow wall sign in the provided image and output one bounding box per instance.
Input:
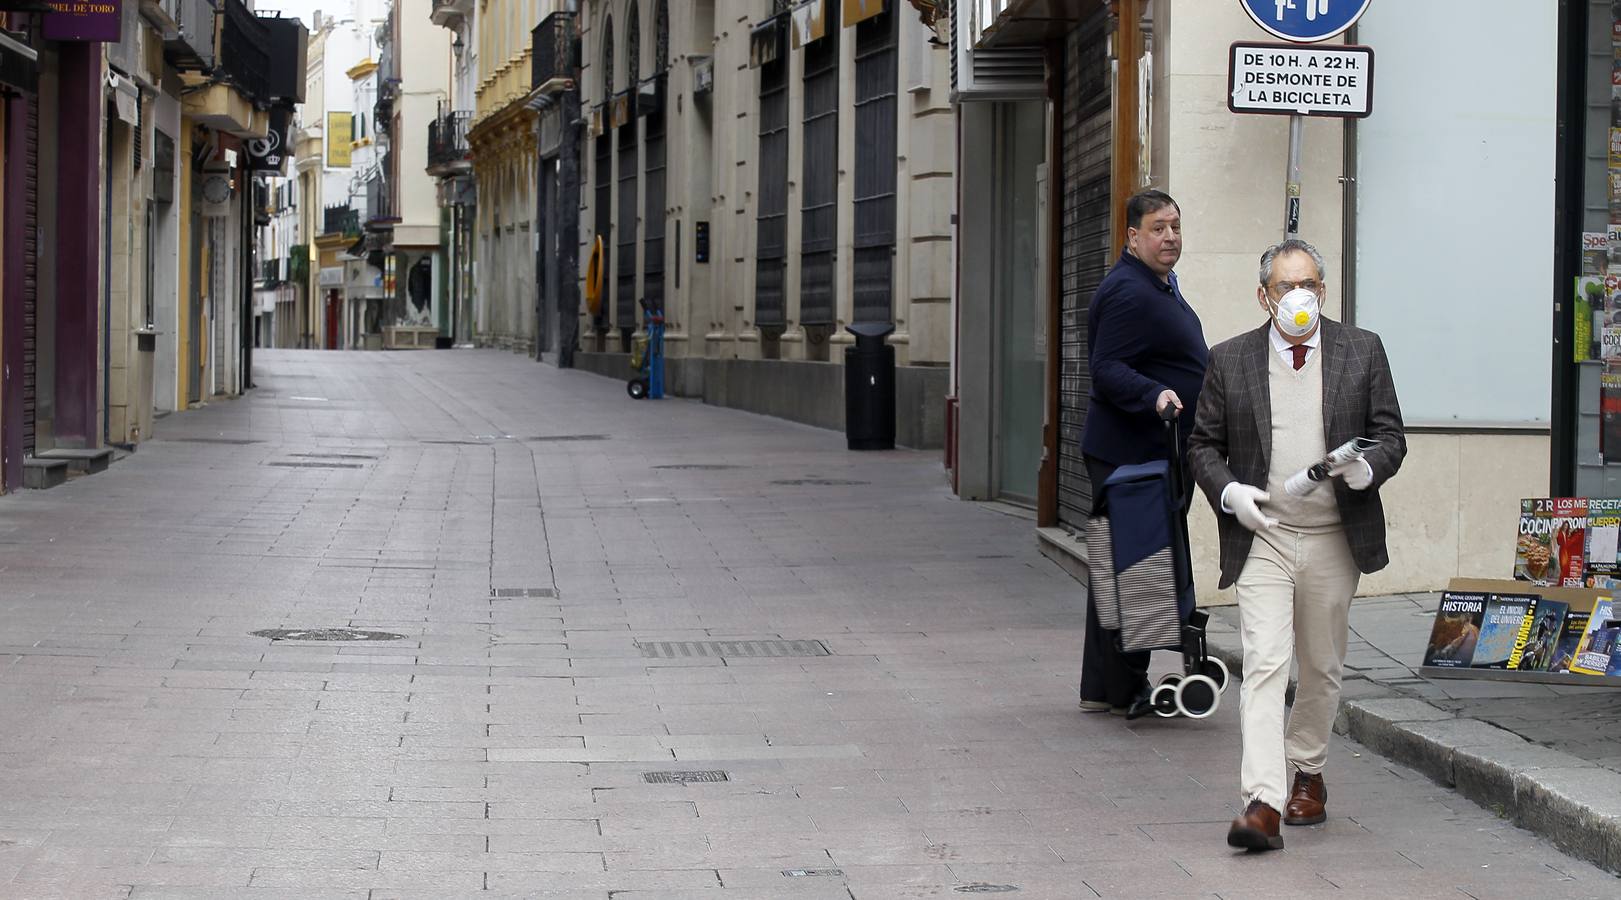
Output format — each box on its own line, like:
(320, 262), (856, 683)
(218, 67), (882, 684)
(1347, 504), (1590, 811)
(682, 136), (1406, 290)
(327, 112), (353, 167)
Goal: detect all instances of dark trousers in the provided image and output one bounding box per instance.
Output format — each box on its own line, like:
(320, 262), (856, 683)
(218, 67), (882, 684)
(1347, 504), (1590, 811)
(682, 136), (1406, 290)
(1079, 453), (1192, 707)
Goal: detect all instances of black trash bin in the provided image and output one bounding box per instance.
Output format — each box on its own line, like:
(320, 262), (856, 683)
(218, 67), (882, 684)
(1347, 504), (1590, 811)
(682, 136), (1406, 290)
(844, 323), (896, 451)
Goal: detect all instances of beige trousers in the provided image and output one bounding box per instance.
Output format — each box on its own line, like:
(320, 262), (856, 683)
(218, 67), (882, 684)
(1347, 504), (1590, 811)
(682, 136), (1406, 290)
(1234, 523), (1360, 811)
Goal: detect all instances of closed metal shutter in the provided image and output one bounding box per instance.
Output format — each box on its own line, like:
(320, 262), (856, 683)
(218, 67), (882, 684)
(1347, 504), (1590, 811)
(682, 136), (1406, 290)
(643, 4), (668, 315)
(852, 8), (897, 324)
(617, 9), (641, 331)
(754, 20), (789, 328)
(800, 23), (839, 327)
(643, 98), (666, 315)
(1057, 14), (1113, 528)
(22, 89), (38, 457)
(594, 133), (612, 332)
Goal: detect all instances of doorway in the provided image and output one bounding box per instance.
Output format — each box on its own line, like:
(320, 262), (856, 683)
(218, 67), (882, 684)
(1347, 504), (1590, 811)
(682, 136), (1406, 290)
(992, 101), (1047, 506)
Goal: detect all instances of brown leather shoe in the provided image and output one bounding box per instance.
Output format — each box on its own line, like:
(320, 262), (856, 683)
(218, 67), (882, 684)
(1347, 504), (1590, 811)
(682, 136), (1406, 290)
(1226, 799), (1284, 851)
(1284, 770), (1327, 826)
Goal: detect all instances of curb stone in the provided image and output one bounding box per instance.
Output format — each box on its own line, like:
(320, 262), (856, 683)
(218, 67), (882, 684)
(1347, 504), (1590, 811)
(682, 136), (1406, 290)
(1205, 618), (1621, 876)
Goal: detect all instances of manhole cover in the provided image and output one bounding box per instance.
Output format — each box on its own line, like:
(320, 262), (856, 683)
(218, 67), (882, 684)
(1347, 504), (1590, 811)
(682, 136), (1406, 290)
(770, 478), (869, 486)
(652, 464), (745, 471)
(291, 452), (378, 460)
(526, 434), (610, 442)
(251, 628), (407, 642)
(638, 640), (830, 659)
(643, 770), (729, 784)
(492, 588), (557, 598)
(955, 886), (1019, 894)
(266, 461), (364, 469)
(782, 869), (843, 878)
(168, 437), (262, 445)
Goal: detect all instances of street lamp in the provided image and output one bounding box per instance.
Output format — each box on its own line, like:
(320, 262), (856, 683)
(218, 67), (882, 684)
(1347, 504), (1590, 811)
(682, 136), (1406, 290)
(452, 33), (464, 58)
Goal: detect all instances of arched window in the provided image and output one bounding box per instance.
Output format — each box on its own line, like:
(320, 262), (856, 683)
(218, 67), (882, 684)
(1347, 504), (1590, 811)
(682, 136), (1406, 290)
(602, 15), (614, 97)
(655, 0), (669, 74)
(626, 1), (641, 87)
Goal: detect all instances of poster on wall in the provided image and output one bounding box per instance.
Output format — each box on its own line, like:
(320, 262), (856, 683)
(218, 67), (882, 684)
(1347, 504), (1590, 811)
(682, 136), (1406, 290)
(327, 113), (353, 168)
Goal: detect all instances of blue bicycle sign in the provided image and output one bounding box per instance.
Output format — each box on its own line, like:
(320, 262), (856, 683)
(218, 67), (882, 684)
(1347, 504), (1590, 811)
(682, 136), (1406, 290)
(1240, 0), (1372, 43)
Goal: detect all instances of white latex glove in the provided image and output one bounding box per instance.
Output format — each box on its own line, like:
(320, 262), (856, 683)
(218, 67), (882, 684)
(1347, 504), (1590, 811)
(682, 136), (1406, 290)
(1223, 483), (1278, 532)
(1156, 389), (1183, 415)
(1330, 458), (1374, 491)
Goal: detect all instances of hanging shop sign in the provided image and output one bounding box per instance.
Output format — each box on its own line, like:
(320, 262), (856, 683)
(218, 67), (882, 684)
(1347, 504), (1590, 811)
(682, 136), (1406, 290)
(749, 16), (784, 68)
(326, 112), (353, 167)
(247, 107), (292, 173)
(42, 0), (120, 42)
(1228, 42), (1373, 118)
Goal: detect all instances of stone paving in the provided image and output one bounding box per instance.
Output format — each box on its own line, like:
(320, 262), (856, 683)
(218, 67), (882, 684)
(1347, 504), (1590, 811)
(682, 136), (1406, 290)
(0, 348), (1613, 899)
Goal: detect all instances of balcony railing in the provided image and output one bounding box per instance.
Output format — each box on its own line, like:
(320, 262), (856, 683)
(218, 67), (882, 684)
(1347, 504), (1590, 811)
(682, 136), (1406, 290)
(365, 172), (395, 228)
(261, 258), (282, 284)
(219, 0), (273, 103)
(427, 109), (472, 175)
(532, 11), (578, 92)
(323, 204), (360, 238)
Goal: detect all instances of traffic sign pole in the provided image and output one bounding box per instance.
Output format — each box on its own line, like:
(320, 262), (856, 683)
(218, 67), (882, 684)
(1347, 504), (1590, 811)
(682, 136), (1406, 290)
(1234, 2), (1375, 239)
(1285, 115), (1303, 239)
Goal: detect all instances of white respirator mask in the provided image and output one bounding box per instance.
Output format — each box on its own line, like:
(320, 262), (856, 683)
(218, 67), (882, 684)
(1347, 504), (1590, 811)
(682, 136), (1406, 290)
(1272, 288), (1320, 338)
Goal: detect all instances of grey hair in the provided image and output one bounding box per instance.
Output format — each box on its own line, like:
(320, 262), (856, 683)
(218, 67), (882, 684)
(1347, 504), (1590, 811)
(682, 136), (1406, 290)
(1258, 239), (1326, 287)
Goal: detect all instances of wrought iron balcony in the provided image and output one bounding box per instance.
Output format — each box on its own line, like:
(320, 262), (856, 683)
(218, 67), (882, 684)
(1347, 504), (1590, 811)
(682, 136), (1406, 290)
(532, 11), (578, 93)
(427, 109), (472, 176)
(260, 258), (282, 284)
(365, 171), (397, 229)
(323, 204), (360, 238)
(218, 0), (273, 103)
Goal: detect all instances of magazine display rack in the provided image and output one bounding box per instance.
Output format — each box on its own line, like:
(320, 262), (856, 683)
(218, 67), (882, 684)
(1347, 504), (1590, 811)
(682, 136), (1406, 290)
(1419, 577), (1619, 687)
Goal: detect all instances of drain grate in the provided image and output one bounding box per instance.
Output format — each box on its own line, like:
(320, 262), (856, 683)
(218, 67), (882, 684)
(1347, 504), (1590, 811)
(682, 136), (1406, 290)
(652, 464), (746, 471)
(267, 461), (364, 469)
(168, 437), (263, 445)
(783, 869), (844, 878)
(526, 434), (610, 442)
(420, 439), (489, 446)
(492, 588), (557, 599)
(955, 886), (1019, 894)
(643, 770), (729, 784)
(770, 478), (869, 486)
(251, 628), (407, 642)
(638, 640), (830, 659)
(290, 452), (379, 460)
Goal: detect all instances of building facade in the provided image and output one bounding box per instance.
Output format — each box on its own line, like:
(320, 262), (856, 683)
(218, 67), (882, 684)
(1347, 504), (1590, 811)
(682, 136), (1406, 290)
(564, 0), (952, 446)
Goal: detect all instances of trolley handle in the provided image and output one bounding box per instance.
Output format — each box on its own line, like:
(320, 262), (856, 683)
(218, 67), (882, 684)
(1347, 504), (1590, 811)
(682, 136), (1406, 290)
(1159, 402), (1183, 499)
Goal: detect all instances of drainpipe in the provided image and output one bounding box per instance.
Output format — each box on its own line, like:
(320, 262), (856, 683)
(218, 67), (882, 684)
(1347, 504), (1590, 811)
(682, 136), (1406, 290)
(102, 99), (113, 447)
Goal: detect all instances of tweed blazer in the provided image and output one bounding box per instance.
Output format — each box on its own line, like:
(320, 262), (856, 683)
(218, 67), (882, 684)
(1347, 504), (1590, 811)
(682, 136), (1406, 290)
(1187, 318), (1406, 589)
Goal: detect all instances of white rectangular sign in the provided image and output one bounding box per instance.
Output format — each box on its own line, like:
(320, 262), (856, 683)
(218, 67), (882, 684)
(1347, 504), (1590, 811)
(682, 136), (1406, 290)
(1228, 42), (1374, 118)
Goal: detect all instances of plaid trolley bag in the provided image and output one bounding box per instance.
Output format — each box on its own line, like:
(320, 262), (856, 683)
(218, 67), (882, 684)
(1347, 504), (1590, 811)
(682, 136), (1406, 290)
(1084, 411), (1230, 718)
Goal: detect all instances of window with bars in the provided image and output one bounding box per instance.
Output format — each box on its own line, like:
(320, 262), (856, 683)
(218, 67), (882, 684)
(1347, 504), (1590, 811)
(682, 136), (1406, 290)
(852, 7), (898, 325)
(800, 22), (839, 328)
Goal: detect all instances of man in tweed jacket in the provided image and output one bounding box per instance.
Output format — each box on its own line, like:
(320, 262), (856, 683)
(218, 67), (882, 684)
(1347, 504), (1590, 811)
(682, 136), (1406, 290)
(1187, 239), (1405, 852)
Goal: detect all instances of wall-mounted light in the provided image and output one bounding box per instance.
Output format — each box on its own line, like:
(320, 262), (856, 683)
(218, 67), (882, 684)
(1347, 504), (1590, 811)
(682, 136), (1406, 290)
(452, 33), (465, 58)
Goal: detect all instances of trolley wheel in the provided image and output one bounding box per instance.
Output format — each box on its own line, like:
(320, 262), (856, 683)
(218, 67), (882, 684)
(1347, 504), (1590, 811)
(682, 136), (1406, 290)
(1174, 674), (1221, 719)
(1157, 673), (1182, 688)
(1197, 657), (1231, 693)
(1150, 682), (1180, 718)
(627, 378), (649, 400)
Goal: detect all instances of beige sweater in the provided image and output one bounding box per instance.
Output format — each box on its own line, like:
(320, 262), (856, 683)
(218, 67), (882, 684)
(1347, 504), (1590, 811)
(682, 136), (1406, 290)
(1261, 346), (1341, 528)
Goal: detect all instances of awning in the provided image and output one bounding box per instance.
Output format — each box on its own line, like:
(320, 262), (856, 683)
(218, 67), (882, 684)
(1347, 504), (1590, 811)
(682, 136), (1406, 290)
(843, 0), (884, 27)
(749, 16), (784, 68)
(791, 0), (830, 49)
(974, 0), (1103, 49)
(0, 29), (37, 93)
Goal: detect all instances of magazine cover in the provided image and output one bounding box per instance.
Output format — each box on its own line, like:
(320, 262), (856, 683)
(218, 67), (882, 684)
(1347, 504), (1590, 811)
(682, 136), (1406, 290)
(1422, 592), (1488, 668)
(1515, 498), (1589, 587)
(1577, 278), (1601, 362)
(1509, 599), (1568, 673)
(1569, 599), (1620, 676)
(1587, 231), (1611, 275)
(1470, 594), (1538, 670)
(1550, 608), (1592, 674)
(1588, 498), (1621, 582)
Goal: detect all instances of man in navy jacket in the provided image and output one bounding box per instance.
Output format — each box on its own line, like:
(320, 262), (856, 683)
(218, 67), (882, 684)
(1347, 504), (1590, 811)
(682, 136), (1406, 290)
(1079, 190), (1209, 718)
